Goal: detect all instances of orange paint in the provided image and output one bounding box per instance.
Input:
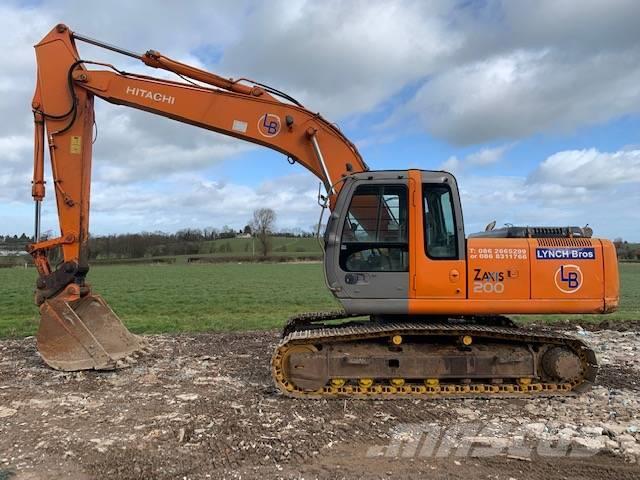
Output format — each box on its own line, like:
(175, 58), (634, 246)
(408, 215), (619, 315)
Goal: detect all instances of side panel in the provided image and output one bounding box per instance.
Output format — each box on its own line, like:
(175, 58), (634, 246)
(408, 236), (615, 315)
(466, 238), (531, 300)
(529, 238), (603, 300)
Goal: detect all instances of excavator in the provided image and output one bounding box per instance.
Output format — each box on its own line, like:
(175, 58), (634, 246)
(28, 24), (619, 398)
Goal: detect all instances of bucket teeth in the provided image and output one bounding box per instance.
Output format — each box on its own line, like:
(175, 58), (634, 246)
(36, 293), (147, 371)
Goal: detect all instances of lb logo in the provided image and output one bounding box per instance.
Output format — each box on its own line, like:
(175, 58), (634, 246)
(257, 113), (281, 137)
(554, 264), (582, 294)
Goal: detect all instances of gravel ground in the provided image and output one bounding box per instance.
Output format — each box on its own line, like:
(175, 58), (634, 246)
(0, 323), (638, 480)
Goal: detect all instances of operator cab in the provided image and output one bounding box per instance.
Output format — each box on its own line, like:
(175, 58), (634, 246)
(323, 169), (466, 314)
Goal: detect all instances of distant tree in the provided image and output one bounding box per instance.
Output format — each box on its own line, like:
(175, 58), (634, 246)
(613, 238), (637, 260)
(204, 227), (219, 240)
(243, 224), (252, 235)
(251, 208), (276, 257)
(219, 225), (236, 239)
(309, 223), (327, 236)
(177, 228), (203, 242)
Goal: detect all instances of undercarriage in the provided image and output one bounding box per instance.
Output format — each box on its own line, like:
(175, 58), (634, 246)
(272, 312), (598, 399)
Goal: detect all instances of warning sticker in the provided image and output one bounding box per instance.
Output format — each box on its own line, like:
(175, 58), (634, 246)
(70, 136), (82, 154)
(232, 120), (248, 133)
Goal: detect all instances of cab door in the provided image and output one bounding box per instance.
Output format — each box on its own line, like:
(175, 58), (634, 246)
(410, 170), (466, 300)
(324, 172), (410, 314)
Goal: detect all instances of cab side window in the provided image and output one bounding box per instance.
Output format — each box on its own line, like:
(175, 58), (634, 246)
(340, 184), (408, 272)
(423, 185), (457, 259)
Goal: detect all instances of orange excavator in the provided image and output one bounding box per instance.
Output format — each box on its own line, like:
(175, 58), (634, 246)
(29, 24), (619, 398)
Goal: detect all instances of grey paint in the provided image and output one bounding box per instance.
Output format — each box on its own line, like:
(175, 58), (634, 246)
(339, 298), (409, 315)
(324, 172), (410, 312)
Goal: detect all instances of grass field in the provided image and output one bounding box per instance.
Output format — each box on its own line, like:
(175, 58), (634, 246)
(0, 263), (638, 338)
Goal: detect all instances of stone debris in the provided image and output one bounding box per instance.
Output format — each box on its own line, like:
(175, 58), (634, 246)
(0, 406), (17, 418)
(176, 393), (199, 401)
(0, 327), (638, 479)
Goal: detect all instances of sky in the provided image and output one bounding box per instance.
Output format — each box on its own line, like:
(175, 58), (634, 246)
(1, 0), (639, 240)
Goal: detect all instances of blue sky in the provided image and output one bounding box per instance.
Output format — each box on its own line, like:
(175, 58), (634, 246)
(1, 0), (639, 240)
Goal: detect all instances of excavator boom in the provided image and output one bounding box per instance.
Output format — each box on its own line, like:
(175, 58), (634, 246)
(30, 24), (366, 370)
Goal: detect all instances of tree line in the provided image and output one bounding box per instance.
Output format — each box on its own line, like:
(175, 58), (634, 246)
(8, 219), (636, 261)
(0, 233), (32, 245)
(84, 208), (313, 259)
(0, 208), (322, 259)
(613, 239), (640, 261)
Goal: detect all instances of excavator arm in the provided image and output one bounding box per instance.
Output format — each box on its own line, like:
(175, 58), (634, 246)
(29, 24), (366, 370)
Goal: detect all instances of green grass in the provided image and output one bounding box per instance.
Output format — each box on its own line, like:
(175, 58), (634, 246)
(0, 263), (337, 337)
(0, 263), (638, 338)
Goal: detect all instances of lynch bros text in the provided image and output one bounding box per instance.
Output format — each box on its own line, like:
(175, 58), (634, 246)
(125, 86), (175, 105)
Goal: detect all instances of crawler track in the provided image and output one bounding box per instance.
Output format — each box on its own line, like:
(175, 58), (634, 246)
(272, 312), (598, 399)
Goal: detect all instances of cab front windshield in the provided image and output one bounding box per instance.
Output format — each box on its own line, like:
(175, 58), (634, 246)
(339, 184), (408, 272)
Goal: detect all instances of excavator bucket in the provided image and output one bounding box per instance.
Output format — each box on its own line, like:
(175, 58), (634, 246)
(36, 294), (144, 371)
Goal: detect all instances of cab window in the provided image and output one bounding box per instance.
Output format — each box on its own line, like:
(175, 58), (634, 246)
(340, 184), (408, 272)
(423, 184), (457, 259)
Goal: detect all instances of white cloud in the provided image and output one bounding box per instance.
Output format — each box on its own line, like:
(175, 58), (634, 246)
(383, 1), (640, 144)
(458, 173), (638, 240)
(527, 148), (640, 189)
(92, 106), (254, 184)
(1, 172), (323, 237)
(405, 48), (640, 144)
(83, 173), (321, 234)
(466, 145), (512, 166)
(440, 156), (460, 173)
(219, 0), (460, 118)
(438, 144), (511, 173)
(458, 147), (640, 239)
